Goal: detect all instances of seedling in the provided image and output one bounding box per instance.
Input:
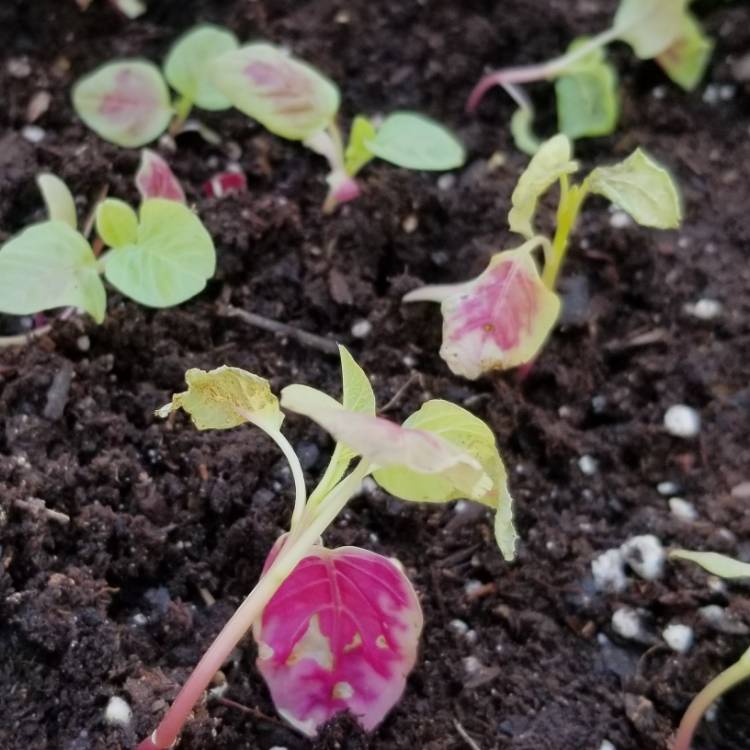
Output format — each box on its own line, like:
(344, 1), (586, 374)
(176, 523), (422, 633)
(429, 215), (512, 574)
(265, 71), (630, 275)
(404, 134), (681, 379)
(468, 0), (713, 153)
(670, 550), (750, 750)
(0, 160), (214, 325)
(136, 347), (516, 748)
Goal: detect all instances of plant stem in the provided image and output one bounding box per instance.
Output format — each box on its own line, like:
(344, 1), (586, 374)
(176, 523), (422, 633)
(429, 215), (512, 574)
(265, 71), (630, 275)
(672, 648), (750, 750)
(136, 460), (371, 750)
(269, 429), (308, 531)
(169, 96), (194, 136)
(467, 27), (619, 111)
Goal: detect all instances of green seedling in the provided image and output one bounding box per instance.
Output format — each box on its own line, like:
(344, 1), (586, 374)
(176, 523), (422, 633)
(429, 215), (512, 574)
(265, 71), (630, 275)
(0, 166), (215, 325)
(469, 0), (713, 153)
(670, 550), (750, 750)
(136, 347), (516, 748)
(404, 134), (681, 378)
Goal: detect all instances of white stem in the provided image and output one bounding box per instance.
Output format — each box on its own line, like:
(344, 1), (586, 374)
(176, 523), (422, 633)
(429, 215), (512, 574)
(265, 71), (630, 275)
(268, 429), (308, 530)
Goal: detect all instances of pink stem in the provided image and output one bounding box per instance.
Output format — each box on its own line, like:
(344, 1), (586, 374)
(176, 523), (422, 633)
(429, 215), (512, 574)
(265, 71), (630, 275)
(467, 65), (552, 112)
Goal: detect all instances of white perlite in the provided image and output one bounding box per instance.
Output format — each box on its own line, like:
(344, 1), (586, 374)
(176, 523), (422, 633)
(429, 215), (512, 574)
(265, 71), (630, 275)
(657, 481), (680, 496)
(104, 696), (133, 727)
(578, 455), (599, 475)
(621, 535), (665, 580)
(350, 319), (372, 338)
(612, 607), (643, 640)
(664, 405), (701, 438)
(669, 497), (697, 522)
(684, 298), (722, 320)
(592, 548), (627, 592)
(599, 741), (616, 750)
(663, 624), (694, 653)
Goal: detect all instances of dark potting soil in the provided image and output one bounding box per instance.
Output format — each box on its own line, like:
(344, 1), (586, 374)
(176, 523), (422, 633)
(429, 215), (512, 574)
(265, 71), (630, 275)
(1, 1), (750, 749)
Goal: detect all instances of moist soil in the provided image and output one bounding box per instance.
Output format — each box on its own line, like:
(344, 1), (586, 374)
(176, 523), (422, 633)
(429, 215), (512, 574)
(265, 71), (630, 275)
(1, 1), (750, 749)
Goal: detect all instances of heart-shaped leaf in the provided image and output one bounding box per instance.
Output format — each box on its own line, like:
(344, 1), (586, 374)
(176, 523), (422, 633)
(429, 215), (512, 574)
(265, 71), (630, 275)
(254, 539), (423, 736)
(72, 60), (172, 148)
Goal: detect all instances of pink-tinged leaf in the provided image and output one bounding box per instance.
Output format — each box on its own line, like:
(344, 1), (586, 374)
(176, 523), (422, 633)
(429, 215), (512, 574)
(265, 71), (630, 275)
(202, 170), (247, 199)
(404, 239), (560, 379)
(254, 538), (423, 736)
(135, 149), (186, 203)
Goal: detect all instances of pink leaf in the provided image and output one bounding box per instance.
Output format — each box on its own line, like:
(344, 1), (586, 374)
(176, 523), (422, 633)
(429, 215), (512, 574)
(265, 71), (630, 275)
(202, 170), (247, 199)
(254, 538), (423, 736)
(135, 149), (186, 203)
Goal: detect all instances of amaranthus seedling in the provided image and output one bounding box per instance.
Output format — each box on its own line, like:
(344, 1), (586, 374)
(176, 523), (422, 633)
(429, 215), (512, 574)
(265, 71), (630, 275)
(136, 347), (516, 748)
(210, 42), (466, 212)
(468, 0), (713, 153)
(0, 158), (214, 324)
(404, 134), (681, 379)
(670, 550), (750, 750)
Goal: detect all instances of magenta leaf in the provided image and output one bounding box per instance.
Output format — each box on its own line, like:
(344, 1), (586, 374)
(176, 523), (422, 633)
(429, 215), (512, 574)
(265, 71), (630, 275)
(135, 149), (186, 203)
(202, 170), (247, 199)
(254, 538), (423, 736)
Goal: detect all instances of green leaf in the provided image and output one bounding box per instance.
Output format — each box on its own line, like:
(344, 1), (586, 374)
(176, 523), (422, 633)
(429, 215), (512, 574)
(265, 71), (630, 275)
(37, 174), (77, 229)
(344, 115), (377, 177)
(111, 0), (146, 18)
(211, 43), (340, 141)
(671, 550), (750, 580)
(103, 198), (216, 307)
(656, 13), (714, 91)
(156, 365), (284, 433)
(374, 400), (516, 560)
(555, 38), (619, 140)
(613, 0), (689, 59)
(0, 221), (106, 323)
(96, 198), (138, 248)
(365, 112), (465, 171)
(164, 25), (239, 111)
(509, 107), (542, 156)
(585, 148), (682, 229)
(508, 134), (579, 239)
(72, 60), (172, 148)
(308, 346), (376, 505)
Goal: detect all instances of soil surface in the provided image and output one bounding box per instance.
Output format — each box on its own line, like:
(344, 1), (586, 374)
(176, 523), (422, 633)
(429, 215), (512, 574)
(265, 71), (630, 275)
(1, 1), (750, 749)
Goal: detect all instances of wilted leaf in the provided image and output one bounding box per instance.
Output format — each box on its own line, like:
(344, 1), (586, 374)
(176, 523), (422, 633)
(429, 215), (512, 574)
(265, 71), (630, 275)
(613, 0), (688, 59)
(37, 174), (78, 229)
(72, 60), (172, 147)
(0, 221), (106, 323)
(135, 149), (186, 203)
(656, 13), (713, 91)
(254, 540), (422, 736)
(509, 107), (541, 156)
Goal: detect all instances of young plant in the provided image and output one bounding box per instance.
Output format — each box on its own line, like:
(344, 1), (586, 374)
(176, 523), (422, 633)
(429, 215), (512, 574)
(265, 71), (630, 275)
(403, 134), (681, 379)
(670, 550), (750, 750)
(0, 158), (214, 325)
(137, 347), (516, 748)
(72, 24), (239, 146)
(468, 0), (713, 153)
(210, 42), (466, 212)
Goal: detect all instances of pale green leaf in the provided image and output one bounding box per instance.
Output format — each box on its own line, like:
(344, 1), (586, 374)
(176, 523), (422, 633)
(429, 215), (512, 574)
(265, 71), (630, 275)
(656, 13), (714, 91)
(37, 174), (77, 229)
(309, 346), (376, 505)
(164, 25), (239, 110)
(72, 60), (172, 148)
(585, 148), (682, 229)
(112, 0), (146, 18)
(671, 550), (750, 580)
(211, 43), (340, 140)
(366, 112), (465, 171)
(509, 107), (541, 156)
(374, 400), (516, 560)
(157, 366), (283, 433)
(0, 221), (106, 323)
(508, 134), (579, 239)
(613, 0), (689, 59)
(96, 198), (138, 248)
(103, 198), (216, 307)
(556, 38), (619, 139)
(344, 115), (377, 177)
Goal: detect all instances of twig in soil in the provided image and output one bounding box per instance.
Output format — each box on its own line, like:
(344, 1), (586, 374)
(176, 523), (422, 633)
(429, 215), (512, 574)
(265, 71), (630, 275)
(379, 372), (423, 414)
(454, 719), (483, 750)
(218, 304), (340, 355)
(0, 324), (54, 349)
(14, 497), (70, 525)
(213, 697), (303, 734)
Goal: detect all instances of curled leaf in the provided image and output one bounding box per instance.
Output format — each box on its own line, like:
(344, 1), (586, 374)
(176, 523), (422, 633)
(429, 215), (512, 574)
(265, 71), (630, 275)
(671, 550), (750, 580)
(613, 0), (688, 59)
(404, 238), (561, 379)
(585, 148), (682, 229)
(508, 134), (579, 239)
(164, 24), (239, 111)
(156, 365), (283, 432)
(135, 149), (186, 203)
(102, 198), (215, 307)
(72, 60), (172, 147)
(374, 400), (517, 560)
(509, 107), (541, 157)
(656, 13), (713, 91)
(254, 539), (422, 736)
(211, 43), (340, 140)
(344, 115), (377, 177)
(0, 221), (106, 323)
(37, 174), (78, 229)
(281, 385), (491, 498)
